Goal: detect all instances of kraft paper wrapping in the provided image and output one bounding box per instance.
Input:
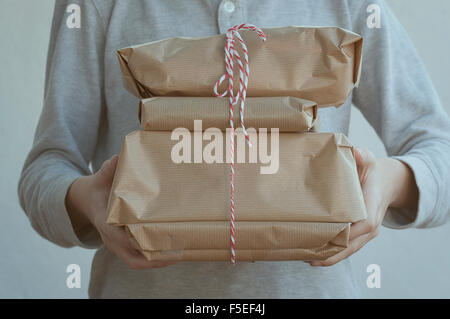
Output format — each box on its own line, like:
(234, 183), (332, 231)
(139, 96), (319, 132)
(107, 25), (366, 261)
(129, 222), (350, 261)
(107, 131), (367, 261)
(118, 26), (363, 107)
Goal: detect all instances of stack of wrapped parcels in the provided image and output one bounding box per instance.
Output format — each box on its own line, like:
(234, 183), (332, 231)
(106, 26), (368, 262)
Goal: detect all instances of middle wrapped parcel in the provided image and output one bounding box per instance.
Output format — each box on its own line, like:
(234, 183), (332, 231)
(107, 96), (367, 262)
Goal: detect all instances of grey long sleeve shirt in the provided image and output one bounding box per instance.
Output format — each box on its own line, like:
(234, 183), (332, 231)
(18, 0), (450, 298)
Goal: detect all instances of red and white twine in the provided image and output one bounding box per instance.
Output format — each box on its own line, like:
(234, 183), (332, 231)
(214, 24), (266, 265)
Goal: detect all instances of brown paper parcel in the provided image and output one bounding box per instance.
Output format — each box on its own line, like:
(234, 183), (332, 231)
(117, 26), (362, 107)
(107, 129), (367, 261)
(139, 96), (319, 132)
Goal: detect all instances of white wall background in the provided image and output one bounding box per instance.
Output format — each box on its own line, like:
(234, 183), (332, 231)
(0, 0), (449, 298)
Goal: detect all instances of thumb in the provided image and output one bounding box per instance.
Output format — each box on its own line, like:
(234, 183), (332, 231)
(354, 147), (376, 184)
(354, 147), (375, 169)
(97, 155), (119, 184)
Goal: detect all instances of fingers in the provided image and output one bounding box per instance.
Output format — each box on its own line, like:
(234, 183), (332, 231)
(354, 147), (376, 182)
(348, 220), (372, 241)
(354, 147), (364, 165)
(309, 232), (373, 267)
(309, 219), (381, 267)
(349, 198), (379, 240)
(118, 241), (178, 269)
(101, 224), (177, 270)
(309, 205), (381, 266)
(98, 155), (119, 183)
(124, 226), (143, 251)
(109, 154), (119, 170)
(94, 155), (177, 270)
(117, 247), (177, 270)
(307, 147), (383, 267)
(354, 147), (376, 167)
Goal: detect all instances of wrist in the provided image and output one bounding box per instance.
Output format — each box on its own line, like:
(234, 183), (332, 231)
(66, 175), (96, 230)
(381, 157), (418, 211)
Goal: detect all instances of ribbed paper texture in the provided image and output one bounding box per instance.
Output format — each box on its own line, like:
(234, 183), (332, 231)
(118, 26), (362, 107)
(133, 220), (349, 261)
(127, 221), (349, 250)
(139, 96), (319, 132)
(107, 25), (367, 262)
(107, 131), (366, 224)
(106, 131), (367, 261)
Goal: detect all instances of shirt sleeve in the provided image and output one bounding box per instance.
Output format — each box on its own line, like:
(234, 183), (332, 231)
(18, 0), (105, 248)
(349, 0), (450, 228)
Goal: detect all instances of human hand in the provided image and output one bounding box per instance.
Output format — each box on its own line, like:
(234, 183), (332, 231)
(66, 155), (177, 269)
(308, 147), (418, 267)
